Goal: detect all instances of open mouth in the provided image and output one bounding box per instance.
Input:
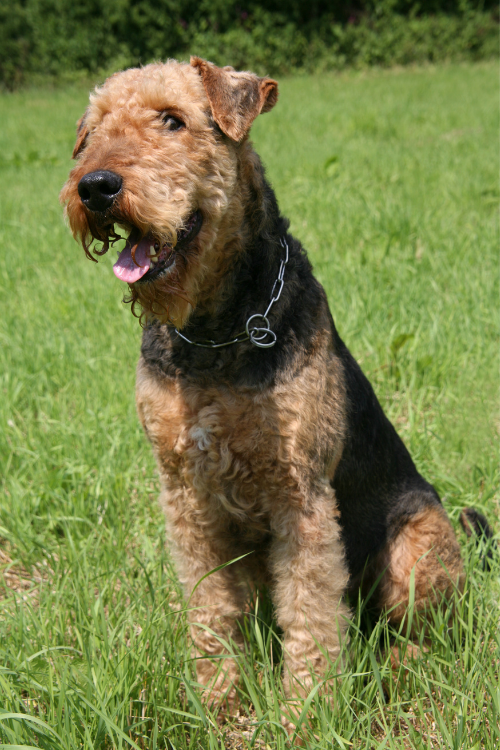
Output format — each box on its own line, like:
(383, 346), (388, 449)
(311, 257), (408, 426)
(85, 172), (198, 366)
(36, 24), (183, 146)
(112, 210), (203, 284)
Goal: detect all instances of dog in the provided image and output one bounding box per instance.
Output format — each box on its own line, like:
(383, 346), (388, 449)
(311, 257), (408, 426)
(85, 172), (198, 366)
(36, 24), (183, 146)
(61, 57), (489, 727)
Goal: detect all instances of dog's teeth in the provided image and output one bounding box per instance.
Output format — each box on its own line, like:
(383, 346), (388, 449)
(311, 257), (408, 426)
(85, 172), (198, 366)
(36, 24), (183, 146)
(150, 256), (157, 264)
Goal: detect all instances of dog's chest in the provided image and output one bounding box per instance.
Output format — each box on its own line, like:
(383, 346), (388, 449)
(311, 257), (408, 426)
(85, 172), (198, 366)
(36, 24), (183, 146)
(136, 358), (341, 522)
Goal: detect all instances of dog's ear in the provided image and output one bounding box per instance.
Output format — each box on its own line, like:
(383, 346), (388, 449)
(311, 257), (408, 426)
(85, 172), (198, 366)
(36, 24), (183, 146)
(72, 111), (89, 159)
(191, 57), (278, 142)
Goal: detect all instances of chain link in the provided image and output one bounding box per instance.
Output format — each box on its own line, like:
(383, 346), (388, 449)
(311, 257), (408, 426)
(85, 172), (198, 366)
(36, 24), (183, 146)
(174, 237), (289, 349)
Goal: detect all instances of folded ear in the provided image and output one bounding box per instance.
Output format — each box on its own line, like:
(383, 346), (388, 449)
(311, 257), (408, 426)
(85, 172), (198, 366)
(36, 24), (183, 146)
(191, 57), (278, 142)
(72, 111), (89, 159)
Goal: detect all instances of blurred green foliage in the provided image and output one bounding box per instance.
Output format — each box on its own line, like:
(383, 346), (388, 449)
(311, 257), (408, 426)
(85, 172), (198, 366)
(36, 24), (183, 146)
(1, 1), (498, 87)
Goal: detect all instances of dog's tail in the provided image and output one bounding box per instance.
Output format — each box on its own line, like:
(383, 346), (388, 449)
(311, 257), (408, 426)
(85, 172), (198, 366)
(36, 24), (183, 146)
(460, 507), (497, 571)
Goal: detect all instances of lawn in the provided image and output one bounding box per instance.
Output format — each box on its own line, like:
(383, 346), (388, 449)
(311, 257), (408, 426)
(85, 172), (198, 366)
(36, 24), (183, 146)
(0, 61), (498, 749)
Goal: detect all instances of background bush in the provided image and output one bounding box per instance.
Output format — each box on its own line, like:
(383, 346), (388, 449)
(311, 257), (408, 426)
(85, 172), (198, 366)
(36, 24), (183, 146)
(1, 1), (498, 88)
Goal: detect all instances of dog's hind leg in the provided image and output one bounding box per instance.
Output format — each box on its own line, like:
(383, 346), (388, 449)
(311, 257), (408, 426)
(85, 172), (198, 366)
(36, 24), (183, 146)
(376, 504), (464, 633)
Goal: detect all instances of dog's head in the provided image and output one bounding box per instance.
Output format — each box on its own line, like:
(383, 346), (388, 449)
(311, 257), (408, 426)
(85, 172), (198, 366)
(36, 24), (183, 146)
(60, 58), (278, 327)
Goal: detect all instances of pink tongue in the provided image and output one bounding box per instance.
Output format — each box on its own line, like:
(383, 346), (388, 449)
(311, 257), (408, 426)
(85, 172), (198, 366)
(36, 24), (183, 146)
(113, 238), (151, 283)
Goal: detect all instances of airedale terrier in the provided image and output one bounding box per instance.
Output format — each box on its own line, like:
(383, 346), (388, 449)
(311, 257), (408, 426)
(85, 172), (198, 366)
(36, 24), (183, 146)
(61, 57), (490, 721)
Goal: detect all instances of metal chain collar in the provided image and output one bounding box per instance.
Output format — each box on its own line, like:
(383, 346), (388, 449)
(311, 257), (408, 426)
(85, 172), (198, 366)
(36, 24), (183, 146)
(174, 237), (289, 350)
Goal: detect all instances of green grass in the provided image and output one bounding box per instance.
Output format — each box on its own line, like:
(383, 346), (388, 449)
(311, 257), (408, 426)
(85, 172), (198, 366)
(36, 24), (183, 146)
(0, 61), (498, 749)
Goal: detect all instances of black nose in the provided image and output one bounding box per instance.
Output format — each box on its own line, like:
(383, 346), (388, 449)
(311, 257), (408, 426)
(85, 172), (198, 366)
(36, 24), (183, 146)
(77, 170), (123, 212)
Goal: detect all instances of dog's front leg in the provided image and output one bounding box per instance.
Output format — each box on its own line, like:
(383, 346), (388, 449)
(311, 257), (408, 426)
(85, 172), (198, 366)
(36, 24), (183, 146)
(160, 487), (245, 711)
(269, 486), (350, 712)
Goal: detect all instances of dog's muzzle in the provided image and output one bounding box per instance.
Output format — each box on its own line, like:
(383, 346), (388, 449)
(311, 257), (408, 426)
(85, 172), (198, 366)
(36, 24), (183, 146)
(78, 170), (123, 212)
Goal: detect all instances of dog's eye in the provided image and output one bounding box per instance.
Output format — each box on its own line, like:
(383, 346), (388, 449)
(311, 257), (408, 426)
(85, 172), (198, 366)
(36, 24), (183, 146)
(162, 114), (185, 131)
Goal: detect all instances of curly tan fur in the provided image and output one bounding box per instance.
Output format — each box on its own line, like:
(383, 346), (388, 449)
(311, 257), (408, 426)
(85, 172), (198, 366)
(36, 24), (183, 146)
(135, 340), (351, 707)
(61, 58), (468, 725)
(377, 506), (464, 627)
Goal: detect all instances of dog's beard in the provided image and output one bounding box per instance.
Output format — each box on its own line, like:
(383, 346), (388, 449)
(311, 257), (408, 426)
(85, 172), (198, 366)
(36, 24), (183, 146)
(124, 253), (194, 326)
(65, 198), (124, 263)
(84, 214), (123, 260)
(88, 218), (197, 327)
(66, 197), (201, 327)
